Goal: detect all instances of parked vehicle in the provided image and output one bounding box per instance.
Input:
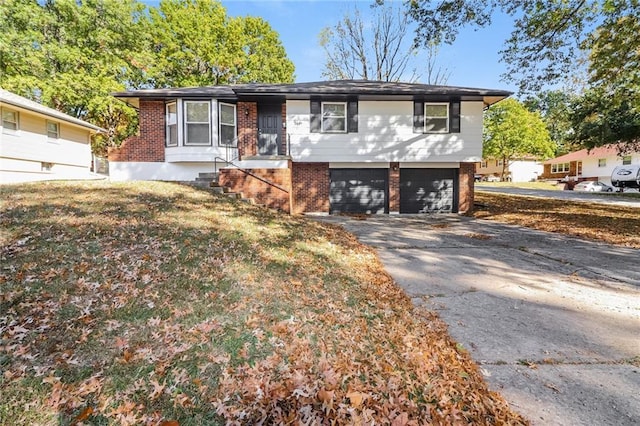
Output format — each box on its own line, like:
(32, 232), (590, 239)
(484, 174), (501, 182)
(611, 165), (640, 190)
(573, 181), (615, 192)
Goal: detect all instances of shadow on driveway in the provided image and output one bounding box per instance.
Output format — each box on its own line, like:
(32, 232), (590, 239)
(312, 215), (640, 426)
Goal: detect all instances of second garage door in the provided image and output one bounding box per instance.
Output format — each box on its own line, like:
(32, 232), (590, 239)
(400, 168), (458, 213)
(330, 168), (388, 214)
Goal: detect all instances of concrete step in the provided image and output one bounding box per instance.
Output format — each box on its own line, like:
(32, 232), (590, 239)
(198, 172), (218, 179)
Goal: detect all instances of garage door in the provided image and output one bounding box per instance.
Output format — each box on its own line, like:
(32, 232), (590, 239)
(400, 168), (458, 213)
(330, 169), (388, 214)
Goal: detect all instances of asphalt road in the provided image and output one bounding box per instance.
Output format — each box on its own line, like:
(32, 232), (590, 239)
(476, 185), (640, 208)
(314, 215), (640, 426)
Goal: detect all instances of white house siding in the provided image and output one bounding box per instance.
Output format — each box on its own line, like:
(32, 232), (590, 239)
(165, 145), (238, 163)
(109, 161), (218, 181)
(286, 100), (483, 163)
(1, 112), (92, 183)
(581, 153), (640, 184)
(510, 161), (543, 182)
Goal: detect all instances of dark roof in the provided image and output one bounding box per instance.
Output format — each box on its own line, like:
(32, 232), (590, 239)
(113, 80), (512, 108)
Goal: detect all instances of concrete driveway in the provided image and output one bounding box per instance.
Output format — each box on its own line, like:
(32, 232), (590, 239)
(313, 215), (640, 425)
(477, 185), (640, 208)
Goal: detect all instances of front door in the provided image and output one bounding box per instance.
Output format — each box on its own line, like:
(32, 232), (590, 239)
(257, 104), (282, 156)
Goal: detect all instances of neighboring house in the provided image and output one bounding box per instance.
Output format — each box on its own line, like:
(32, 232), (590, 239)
(542, 144), (640, 184)
(1, 88), (104, 184)
(110, 80), (510, 214)
(475, 158), (543, 182)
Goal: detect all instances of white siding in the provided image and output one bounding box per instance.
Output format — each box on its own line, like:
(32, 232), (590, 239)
(1, 108), (92, 183)
(581, 153), (640, 184)
(286, 100), (483, 163)
(509, 161), (543, 182)
(109, 161), (218, 181)
(165, 145), (238, 163)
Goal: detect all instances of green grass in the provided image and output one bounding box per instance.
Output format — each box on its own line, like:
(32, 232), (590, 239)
(1, 181), (525, 425)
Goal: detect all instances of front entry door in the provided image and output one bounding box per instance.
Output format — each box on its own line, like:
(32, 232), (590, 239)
(258, 104), (282, 156)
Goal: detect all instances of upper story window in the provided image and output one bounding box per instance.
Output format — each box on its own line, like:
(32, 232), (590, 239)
(2, 108), (19, 131)
(166, 102), (178, 146)
(322, 102), (346, 133)
(496, 159), (503, 167)
(184, 101), (211, 145)
(219, 103), (237, 146)
(47, 121), (59, 140)
(598, 158), (606, 167)
(480, 160), (487, 168)
(622, 155), (632, 165)
(424, 103), (449, 133)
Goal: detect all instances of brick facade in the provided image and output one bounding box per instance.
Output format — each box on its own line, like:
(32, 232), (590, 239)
(219, 166), (292, 213)
(458, 162), (475, 213)
(108, 100), (165, 162)
(389, 162), (400, 212)
(237, 102), (258, 158)
(291, 163), (330, 214)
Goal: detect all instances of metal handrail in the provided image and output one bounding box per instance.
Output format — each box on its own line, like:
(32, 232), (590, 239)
(214, 156), (289, 194)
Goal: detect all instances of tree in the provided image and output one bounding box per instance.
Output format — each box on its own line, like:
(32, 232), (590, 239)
(319, 3), (449, 83)
(483, 98), (555, 180)
(407, 0), (640, 149)
(147, 0), (294, 87)
(0, 0), (295, 155)
(0, 0), (150, 155)
(523, 90), (576, 155)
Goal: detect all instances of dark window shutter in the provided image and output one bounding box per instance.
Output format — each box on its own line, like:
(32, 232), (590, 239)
(413, 101), (424, 133)
(310, 99), (321, 133)
(450, 101), (461, 133)
(347, 100), (358, 133)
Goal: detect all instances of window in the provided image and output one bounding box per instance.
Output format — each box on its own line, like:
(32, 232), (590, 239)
(46, 121), (59, 140)
(598, 158), (606, 167)
(41, 162), (54, 172)
(2, 108), (19, 131)
(497, 159), (503, 167)
(622, 155), (632, 165)
(321, 102), (346, 133)
(551, 162), (570, 173)
(481, 161), (487, 168)
(166, 102), (178, 146)
(424, 103), (449, 133)
(219, 103), (237, 146)
(184, 101), (210, 145)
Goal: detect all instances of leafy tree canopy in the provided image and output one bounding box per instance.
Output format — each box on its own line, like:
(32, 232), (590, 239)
(0, 0), (294, 155)
(408, 0), (640, 150)
(483, 98), (554, 178)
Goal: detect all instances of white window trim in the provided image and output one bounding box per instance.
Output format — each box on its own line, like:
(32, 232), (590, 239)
(218, 102), (237, 147)
(551, 162), (570, 173)
(622, 155), (632, 165)
(2, 108), (19, 133)
(46, 120), (59, 141)
(424, 102), (449, 133)
(183, 100), (211, 146)
(166, 101), (178, 147)
(321, 101), (347, 133)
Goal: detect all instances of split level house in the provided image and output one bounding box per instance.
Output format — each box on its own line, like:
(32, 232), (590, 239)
(542, 144), (640, 185)
(1, 88), (104, 183)
(110, 80), (511, 214)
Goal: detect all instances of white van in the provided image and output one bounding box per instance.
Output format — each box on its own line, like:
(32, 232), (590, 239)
(611, 165), (640, 189)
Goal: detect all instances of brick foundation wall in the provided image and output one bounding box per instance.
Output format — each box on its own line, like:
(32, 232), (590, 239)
(219, 167), (292, 213)
(389, 162), (400, 212)
(291, 163), (330, 214)
(458, 162), (474, 213)
(237, 102), (257, 158)
(108, 100), (165, 162)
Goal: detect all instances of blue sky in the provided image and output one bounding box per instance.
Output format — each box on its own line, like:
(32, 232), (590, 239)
(222, 0), (517, 92)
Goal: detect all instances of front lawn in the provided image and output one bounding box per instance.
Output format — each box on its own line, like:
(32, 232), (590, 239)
(474, 192), (640, 248)
(0, 181), (525, 425)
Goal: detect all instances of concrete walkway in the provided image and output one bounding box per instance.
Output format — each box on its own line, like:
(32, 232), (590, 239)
(313, 215), (640, 425)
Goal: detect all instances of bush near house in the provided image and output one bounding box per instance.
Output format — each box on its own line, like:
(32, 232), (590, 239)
(0, 182), (525, 425)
